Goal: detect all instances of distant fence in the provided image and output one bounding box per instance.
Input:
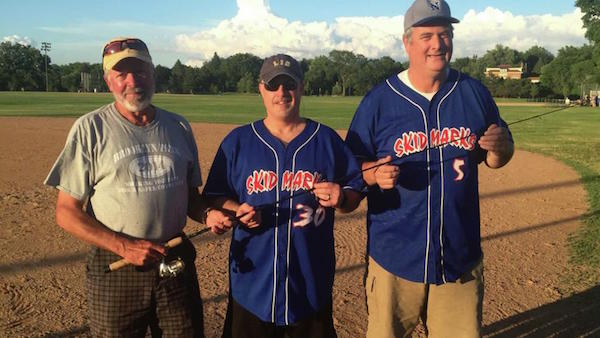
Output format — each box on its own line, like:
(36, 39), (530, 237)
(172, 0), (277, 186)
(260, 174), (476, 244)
(525, 98), (568, 104)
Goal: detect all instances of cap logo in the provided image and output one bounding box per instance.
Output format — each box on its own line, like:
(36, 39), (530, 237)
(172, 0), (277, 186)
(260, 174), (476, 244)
(428, 0), (440, 11)
(273, 59), (291, 68)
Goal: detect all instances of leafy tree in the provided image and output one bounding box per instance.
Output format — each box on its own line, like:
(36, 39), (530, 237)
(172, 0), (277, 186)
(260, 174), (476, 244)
(169, 60), (186, 93)
(182, 66), (200, 94)
(329, 50), (363, 96)
(237, 72), (257, 93)
(517, 79), (532, 98)
(305, 56), (336, 95)
(203, 52), (225, 93)
(331, 82), (343, 96)
(88, 63), (106, 92)
(222, 53), (261, 92)
(57, 62), (90, 92)
(452, 56), (485, 80)
(355, 57), (404, 95)
(46, 64), (63, 91)
(576, 0), (600, 43)
(0, 42), (45, 90)
(154, 65), (171, 93)
(523, 46), (554, 76)
(480, 44), (522, 68)
(530, 83), (540, 99)
(541, 45), (595, 98)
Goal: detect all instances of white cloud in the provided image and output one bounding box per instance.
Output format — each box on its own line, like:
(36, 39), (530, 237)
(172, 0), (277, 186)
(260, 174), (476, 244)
(3, 35), (34, 46)
(175, 0), (587, 64)
(453, 7), (587, 58)
(185, 59), (205, 68)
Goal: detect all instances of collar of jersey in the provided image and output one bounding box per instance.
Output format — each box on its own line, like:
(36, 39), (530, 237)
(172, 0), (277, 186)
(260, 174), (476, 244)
(254, 118), (317, 151)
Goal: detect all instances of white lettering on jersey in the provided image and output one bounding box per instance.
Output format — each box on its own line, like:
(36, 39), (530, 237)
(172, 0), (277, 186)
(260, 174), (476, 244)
(293, 204), (326, 228)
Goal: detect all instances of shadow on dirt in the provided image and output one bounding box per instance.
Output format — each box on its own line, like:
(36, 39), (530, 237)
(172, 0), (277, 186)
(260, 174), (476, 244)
(483, 285), (600, 337)
(39, 285), (600, 337)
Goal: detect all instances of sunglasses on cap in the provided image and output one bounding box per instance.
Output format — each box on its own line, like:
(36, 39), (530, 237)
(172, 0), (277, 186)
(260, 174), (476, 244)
(102, 38), (148, 57)
(262, 78), (298, 92)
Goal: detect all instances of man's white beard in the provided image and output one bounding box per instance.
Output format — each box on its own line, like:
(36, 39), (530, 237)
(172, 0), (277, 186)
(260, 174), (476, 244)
(113, 87), (154, 112)
(116, 94), (152, 112)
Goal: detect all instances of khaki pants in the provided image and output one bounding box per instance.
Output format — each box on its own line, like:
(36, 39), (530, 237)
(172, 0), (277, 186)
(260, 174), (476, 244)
(365, 257), (483, 338)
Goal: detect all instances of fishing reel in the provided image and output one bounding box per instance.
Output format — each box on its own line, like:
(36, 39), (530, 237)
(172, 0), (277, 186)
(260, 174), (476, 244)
(158, 257), (185, 278)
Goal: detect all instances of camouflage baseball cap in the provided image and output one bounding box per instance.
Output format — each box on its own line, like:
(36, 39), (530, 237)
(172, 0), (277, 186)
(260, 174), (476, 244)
(404, 0), (459, 32)
(259, 54), (303, 84)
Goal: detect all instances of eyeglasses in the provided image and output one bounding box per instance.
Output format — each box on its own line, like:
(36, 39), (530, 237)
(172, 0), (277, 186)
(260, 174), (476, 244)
(262, 79), (298, 91)
(103, 39), (148, 57)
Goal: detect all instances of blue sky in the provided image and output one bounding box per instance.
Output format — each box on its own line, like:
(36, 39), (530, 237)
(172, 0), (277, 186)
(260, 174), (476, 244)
(0, 1), (584, 67)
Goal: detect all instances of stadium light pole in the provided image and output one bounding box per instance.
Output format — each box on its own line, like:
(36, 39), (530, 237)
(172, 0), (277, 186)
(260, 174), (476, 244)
(41, 42), (51, 92)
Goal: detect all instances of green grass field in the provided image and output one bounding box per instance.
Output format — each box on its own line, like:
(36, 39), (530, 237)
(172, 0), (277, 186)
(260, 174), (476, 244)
(1, 92), (599, 274)
(0, 92), (362, 129)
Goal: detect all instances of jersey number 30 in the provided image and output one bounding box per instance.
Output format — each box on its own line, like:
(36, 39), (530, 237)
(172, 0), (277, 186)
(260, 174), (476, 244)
(293, 204), (326, 227)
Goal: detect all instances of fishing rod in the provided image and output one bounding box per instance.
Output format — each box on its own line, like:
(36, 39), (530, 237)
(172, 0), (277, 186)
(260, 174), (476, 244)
(245, 104), (574, 207)
(106, 104), (571, 272)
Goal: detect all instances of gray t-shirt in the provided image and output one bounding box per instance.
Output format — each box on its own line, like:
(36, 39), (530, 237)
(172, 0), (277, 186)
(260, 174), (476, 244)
(45, 103), (202, 242)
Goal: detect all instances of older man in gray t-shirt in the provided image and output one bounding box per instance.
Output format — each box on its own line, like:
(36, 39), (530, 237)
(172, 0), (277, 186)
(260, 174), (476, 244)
(45, 37), (231, 337)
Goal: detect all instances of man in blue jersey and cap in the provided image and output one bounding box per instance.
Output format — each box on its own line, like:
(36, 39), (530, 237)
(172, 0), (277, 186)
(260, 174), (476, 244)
(345, 0), (514, 336)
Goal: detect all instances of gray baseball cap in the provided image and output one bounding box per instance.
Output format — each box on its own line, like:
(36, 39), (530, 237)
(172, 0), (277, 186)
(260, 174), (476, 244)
(404, 0), (459, 32)
(259, 54), (303, 84)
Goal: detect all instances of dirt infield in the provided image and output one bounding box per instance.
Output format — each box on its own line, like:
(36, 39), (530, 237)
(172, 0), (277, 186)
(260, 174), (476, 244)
(0, 117), (596, 337)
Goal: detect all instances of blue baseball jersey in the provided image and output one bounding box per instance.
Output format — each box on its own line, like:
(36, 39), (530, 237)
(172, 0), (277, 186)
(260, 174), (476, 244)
(345, 69), (511, 284)
(203, 118), (363, 325)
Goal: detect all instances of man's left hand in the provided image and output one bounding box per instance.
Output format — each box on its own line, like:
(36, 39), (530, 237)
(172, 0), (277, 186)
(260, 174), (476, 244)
(478, 124), (510, 152)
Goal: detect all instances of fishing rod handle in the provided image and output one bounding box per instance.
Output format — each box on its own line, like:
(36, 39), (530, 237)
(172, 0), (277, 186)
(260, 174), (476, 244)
(105, 236), (184, 273)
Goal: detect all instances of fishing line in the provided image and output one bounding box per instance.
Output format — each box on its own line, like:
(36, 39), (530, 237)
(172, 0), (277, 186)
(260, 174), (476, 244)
(106, 104), (572, 271)
(248, 104), (574, 208)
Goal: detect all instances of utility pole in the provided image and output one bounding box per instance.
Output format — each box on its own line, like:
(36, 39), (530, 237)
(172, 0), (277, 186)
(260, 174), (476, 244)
(41, 42), (51, 92)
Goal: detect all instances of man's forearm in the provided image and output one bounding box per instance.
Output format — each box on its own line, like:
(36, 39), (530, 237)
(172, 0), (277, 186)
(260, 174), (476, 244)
(188, 189), (240, 223)
(337, 190), (362, 213)
(187, 190), (210, 223)
(56, 197), (127, 256)
(206, 196), (240, 217)
(361, 160), (378, 186)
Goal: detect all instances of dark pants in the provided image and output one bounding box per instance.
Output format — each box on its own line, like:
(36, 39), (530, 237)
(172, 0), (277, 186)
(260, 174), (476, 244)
(221, 297), (337, 338)
(85, 237), (204, 337)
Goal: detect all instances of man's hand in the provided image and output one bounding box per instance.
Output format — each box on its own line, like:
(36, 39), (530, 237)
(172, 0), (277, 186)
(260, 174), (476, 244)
(206, 209), (234, 235)
(478, 124), (514, 168)
(117, 238), (166, 266)
(236, 203), (261, 228)
(313, 181), (343, 208)
(364, 155), (399, 189)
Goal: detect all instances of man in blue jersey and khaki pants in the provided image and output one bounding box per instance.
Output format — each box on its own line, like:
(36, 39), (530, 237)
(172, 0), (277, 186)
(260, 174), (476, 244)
(345, 0), (514, 337)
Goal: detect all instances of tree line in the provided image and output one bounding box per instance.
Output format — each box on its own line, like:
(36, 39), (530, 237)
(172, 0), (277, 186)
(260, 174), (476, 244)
(0, 40), (592, 99)
(0, 45), (406, 97)
(2, 1), (599, 99)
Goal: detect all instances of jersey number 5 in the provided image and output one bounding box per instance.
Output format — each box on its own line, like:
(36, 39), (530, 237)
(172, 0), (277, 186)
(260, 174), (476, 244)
(453, 158), (465, 181)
